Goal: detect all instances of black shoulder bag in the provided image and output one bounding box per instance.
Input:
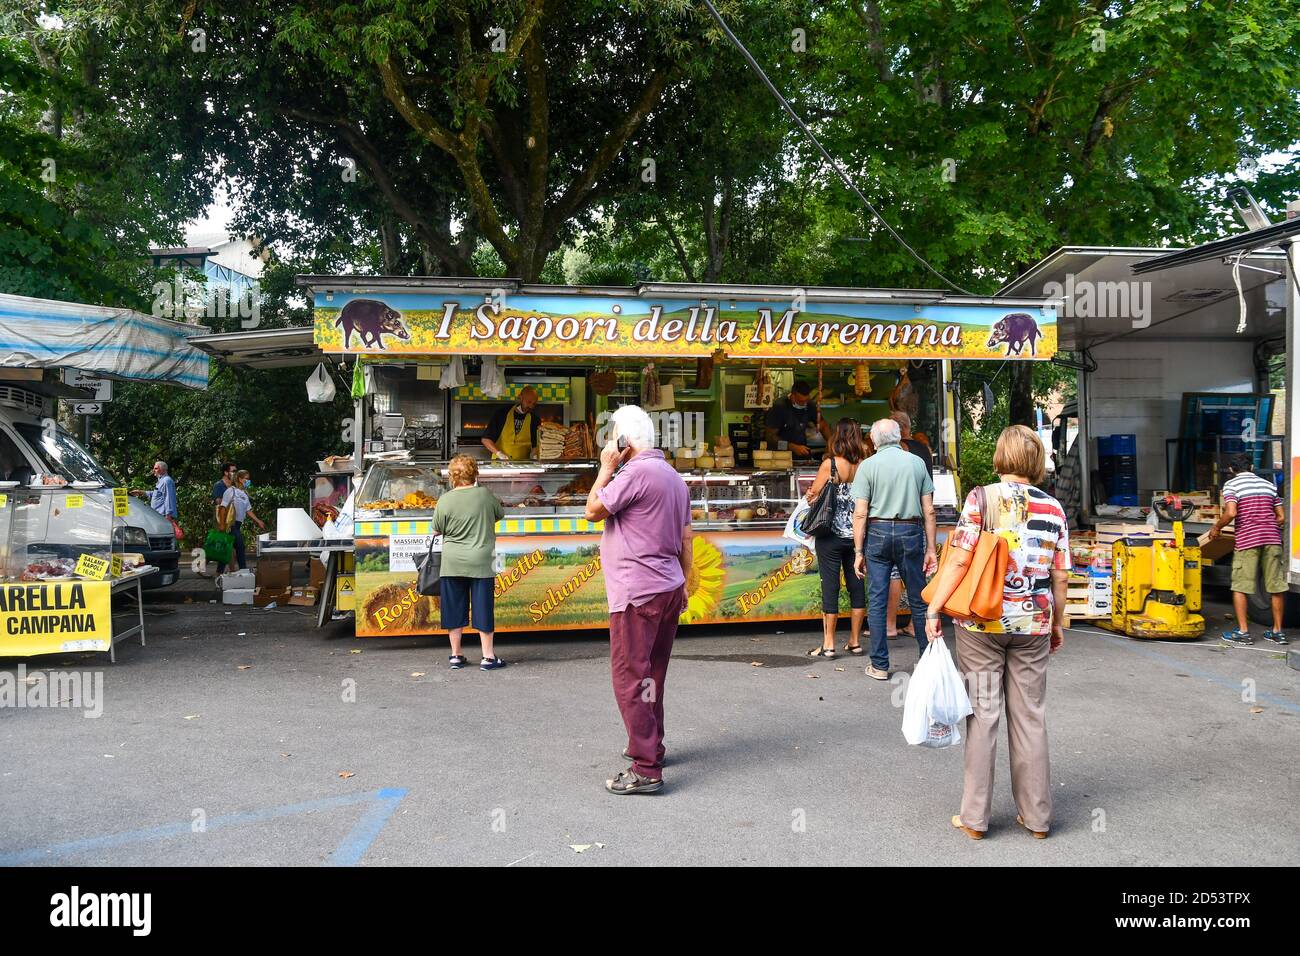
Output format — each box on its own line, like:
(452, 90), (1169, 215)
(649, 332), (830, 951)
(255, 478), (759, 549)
(414, 532), (442, 597)
(801, 457), (840, 538)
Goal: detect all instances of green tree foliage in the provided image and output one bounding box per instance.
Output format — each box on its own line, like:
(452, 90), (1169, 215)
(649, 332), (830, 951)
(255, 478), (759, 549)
(0, 41), (141, 304)
(3, 0), (1298, 489)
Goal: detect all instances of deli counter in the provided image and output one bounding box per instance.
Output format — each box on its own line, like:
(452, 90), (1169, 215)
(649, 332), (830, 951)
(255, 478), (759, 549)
(351, 460), (826, 636)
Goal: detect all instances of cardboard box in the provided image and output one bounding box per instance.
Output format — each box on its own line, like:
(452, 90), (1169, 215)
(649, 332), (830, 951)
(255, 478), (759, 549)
(254, 586), (290, 607)
(222, 588), (254, 606)
(287, 586), (319, 607)
(1197, 530), (1235, 562)
(309, 559), (326, 588)
(218, 570), (255, 591)
(256, 560), (292, 590)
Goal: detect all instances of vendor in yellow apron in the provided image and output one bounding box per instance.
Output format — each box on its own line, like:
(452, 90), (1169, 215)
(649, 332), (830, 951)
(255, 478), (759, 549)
(482, 385), (539, 460)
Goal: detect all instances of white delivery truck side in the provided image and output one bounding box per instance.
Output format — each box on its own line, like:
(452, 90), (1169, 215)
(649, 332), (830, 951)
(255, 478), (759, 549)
(0, 384), (180, 588)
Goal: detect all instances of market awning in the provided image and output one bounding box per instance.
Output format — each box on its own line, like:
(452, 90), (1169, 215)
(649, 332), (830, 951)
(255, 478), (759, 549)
(187, 326), (323, 369)
(999, 246), (1288, 351)
(0, 293), (211, 389)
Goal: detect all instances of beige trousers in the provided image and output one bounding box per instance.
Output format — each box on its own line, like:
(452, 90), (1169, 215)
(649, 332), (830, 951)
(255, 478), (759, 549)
(954, 625), (1052, 832)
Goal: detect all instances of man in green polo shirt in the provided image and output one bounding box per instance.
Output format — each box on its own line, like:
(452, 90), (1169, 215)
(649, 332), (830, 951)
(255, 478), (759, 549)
(851, 418), (937, 679)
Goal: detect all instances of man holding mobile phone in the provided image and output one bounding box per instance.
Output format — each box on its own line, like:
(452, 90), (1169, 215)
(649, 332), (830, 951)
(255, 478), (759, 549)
(585, 404), (692, 795)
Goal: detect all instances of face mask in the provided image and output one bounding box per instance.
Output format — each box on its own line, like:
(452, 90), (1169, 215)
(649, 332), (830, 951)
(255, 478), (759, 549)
(791, 400), (807, 410)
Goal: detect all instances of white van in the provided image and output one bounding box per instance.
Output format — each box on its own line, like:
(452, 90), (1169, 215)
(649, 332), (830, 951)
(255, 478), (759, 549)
(0, 385), (180, 588)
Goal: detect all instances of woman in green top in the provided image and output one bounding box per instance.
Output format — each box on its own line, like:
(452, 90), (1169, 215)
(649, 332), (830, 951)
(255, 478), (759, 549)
(432, 455), (507, 671)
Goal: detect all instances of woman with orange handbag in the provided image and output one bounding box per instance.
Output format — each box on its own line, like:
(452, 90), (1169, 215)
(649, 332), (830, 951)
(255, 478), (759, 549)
(922, 425), (1070, 841)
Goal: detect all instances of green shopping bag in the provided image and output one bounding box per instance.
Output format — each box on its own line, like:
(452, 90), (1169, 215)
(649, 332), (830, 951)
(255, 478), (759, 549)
(203, 528), (234, 566)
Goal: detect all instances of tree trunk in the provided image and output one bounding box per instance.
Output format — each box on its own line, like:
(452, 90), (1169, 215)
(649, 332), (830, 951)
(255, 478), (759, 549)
(1008, 362), (1034, 427)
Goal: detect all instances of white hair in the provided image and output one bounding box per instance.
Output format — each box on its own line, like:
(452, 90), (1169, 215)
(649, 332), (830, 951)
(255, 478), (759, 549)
(610, 404), (656, 450)
(154, 461), (169, 473)
(870, 418), (901, 449)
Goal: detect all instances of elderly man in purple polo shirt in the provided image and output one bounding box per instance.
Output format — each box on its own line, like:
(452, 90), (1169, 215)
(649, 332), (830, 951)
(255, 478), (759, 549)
(585, 404), (692, 795)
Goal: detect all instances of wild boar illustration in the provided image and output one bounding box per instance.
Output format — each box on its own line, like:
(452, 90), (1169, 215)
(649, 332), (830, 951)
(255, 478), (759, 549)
(986, 313), (1043, 356)
(335, 299), (411, 350)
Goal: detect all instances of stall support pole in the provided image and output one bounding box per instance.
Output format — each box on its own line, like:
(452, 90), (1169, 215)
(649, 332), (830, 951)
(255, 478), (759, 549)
(352, 393), (365, 472)
(316, 550), (339, 629)
(1077, 365), (1093, 525)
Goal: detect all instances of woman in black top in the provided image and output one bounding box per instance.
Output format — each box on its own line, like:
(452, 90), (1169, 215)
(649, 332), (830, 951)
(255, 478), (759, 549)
(804, 419), (870, 658)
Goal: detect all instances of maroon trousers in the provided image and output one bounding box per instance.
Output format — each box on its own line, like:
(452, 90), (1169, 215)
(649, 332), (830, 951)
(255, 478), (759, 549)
(609, 587), (683, 779)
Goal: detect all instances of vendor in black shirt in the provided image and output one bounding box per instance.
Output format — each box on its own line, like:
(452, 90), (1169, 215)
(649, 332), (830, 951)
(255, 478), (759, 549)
(482, 385), (540, 460)
(765, 379), (831, 460)
(890, 410), (934, 472)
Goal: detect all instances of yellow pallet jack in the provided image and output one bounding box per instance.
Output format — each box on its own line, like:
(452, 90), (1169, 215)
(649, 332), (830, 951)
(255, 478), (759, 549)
(1102, 496), (1205, 639)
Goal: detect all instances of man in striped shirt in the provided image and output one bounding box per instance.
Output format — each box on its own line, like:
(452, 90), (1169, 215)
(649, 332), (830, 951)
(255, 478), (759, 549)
(1206, 454), (1289, 645)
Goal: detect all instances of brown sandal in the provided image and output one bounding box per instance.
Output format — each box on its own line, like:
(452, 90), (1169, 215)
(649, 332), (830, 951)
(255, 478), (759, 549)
(951, 815), (984, 840)
(1016, 814), (1049, 839)
(808, 646), (836, 659)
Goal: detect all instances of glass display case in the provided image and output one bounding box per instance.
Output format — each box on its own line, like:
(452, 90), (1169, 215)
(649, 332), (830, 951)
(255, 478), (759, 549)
(684, 470), (799, 528)
(354, 460), (600, 516)
(4, 486), (121, 581)
(476, 463), (597, 513)
(355, 461), (447, 515)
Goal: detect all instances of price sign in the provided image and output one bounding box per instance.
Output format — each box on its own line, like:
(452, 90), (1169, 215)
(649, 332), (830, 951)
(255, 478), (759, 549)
(112, 487), (129, 516)
(0, 495), (8, 509)
(75, 553), (110, 580)
(110, 554), (124, 578)
(65, 494), (84, 509)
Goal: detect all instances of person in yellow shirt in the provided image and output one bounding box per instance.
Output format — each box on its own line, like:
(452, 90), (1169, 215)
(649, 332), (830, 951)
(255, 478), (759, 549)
(482, 386), (539, 460)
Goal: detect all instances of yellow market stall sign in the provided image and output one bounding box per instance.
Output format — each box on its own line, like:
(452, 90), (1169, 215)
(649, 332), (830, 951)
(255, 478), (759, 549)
(113, 487), (129, 516)
(0, 580), (113, 655)
(75, 553), (110, 580)
(65, 494), (84, 509)
(314, 292), (1057, 361)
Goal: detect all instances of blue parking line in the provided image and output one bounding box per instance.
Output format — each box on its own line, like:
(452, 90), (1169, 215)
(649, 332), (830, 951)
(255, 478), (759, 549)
(1084, 630), (1300, 714)
(0, 788), (408, 866)
(327, 788), (408, 866)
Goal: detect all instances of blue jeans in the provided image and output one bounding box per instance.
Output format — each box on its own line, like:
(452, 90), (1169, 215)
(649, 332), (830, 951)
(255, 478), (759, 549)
(866, 521), (929, 670)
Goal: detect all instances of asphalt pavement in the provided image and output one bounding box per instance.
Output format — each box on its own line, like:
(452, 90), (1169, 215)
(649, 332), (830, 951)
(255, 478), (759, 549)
(0, 593), (1296, 866)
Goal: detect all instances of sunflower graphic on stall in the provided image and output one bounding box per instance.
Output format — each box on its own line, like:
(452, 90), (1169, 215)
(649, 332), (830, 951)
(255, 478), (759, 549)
(681, 536), (725, 623)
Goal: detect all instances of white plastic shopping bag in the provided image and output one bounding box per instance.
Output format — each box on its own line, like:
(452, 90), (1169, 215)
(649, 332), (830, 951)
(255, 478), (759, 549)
(306, 363), (336, 403)
(480, 356), (505, 397)
(902, 639), (974, 748)
(782, 498), (814, 550)
(439, 355), (466, 389)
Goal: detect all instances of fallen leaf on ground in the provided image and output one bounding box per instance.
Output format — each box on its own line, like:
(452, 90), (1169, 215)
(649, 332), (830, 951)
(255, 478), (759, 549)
(834, 667), (845, 672)
(1249, 707), (1264, 714)
(805, 674), (819, 679)
(750, 661), (764, 667)
(237, 665), (252, 670)
(338, 770), (355, 779)
(410, 672), (425, 678)
(350, 649), (362, 655)
(183, 714), (200, 720)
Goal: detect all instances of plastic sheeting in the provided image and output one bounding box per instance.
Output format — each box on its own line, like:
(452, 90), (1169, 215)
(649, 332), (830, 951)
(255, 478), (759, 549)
(0, 293), (210, 389)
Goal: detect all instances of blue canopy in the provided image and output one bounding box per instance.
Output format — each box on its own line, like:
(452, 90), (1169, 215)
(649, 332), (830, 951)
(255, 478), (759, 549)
(0, 293), (209, 389)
